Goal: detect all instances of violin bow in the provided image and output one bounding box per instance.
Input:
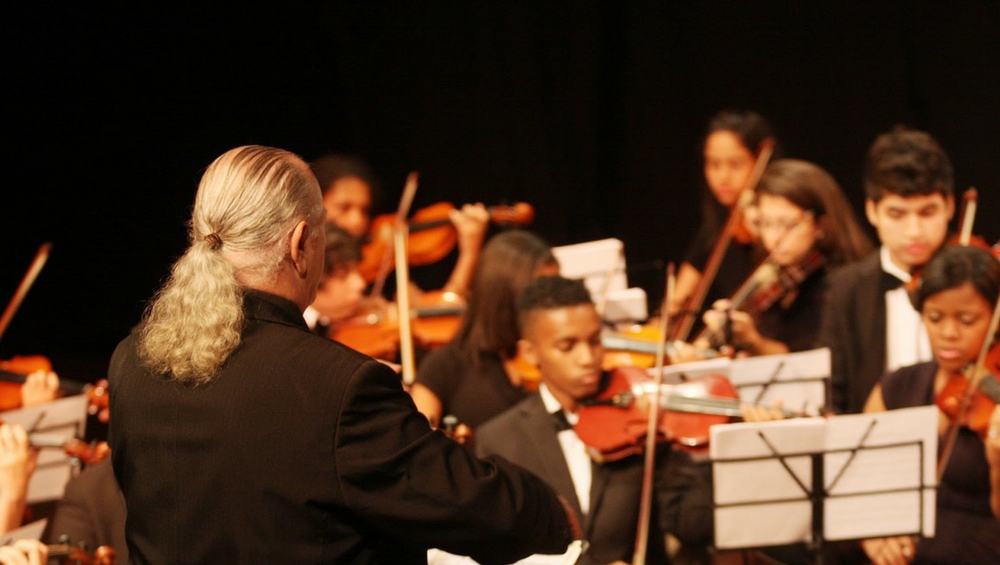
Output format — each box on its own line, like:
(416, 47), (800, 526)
(957, 187), (977, 247)
(936, 284), (1000, 482)
(393, 172), (420, 385)
(670, 139), (775, 342)
(0, 243), (52, 343)
(632, 262), (674, 565)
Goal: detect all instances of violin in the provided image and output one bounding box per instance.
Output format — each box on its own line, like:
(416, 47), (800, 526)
(0, 355), (110, 419)
(357, 201), (535, 283)
(48, 537), (117, 565)
(935, 285), (1000, 480)
(935, 327), (1000, 441)
(698, 249), (826, 353)
(330, 290), (465, 360)
(28, 433), (112, 466)
(573, 366), (798, 462)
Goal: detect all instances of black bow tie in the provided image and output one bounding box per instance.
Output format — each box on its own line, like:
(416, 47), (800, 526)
(551, 410), (572, 432)
(881, 270), (905, 293)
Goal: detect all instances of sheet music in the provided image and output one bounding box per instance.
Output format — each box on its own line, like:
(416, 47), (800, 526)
(1, 395), (90, 503)
(551, 238), (627, 296)
(823, 406), (937, 540)
(711, 418), (825, 548)
(709, 405), (937, 550)
(651, 348), (829, 416)
(0, 519), (47, 544)
(728, 348), (829, 416)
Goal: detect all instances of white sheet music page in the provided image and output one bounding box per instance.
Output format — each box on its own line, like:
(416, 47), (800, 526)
(710, 418), (826, 548)
(1, 394), (90, 503)
(823, 405), (937, 541)
(728, 348), (830, 417)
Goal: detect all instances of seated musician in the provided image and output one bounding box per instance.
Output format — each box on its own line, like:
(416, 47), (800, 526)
(310, 153), (490, 299)
(0, 423), (36, 536)
(0, 539), (47, 565)
(674, 159), (871, 360)
(304, 223), (367, 337)
(410, 229), (559, 430)
(859, 244), (1000, 565)
(471, 275), (714, 565)
(45, 457), (126, 563)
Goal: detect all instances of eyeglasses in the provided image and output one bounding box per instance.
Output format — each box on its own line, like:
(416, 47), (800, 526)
(754, 211), (814, 234)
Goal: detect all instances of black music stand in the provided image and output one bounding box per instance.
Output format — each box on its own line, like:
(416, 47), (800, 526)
(710, 406), (938, 565)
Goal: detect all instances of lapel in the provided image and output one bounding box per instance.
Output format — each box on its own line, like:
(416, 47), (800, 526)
(584, 458), (612, 535)
(860, 254), (887, 371)
(518, 396), (586, 520)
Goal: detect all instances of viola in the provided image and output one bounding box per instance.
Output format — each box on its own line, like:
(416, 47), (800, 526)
(0, 355), (110, 420)
(357, 201), (535, 283)
(573, 366), (798, 462)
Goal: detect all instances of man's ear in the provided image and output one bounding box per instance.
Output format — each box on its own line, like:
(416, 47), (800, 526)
(944, 192), (955, 220)
(517, 338), (539, 368)
(289, 220), (311, 276)
(864, 198), (879, 227)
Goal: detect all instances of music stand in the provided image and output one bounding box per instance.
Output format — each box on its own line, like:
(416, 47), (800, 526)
(710, 406), (938, 565)
(551, 238), (647, 323)
(652, 348), (830, 417)
(2, 394), (90, 503)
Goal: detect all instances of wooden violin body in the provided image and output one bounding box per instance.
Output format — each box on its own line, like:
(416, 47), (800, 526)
(330, 290), (465, 359)
(936, 342), (1000, 440)
(357, 201), (535, 283)
(574, 366), (741, 461)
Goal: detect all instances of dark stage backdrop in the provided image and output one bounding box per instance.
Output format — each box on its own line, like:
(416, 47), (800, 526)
(3, 3), (999, 384)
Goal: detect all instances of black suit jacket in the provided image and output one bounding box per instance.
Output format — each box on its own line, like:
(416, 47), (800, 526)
(817, 251), (887, 413)
(475, 393), (713, 565)
(109, 291), (572, 565)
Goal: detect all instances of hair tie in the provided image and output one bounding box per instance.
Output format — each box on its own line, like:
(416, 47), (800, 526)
(204, 233), (223, 250)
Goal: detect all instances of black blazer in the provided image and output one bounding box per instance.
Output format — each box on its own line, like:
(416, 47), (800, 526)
(475, 392), (713, 565)
(817, 251), (887, 413)
(109, 291), (572, 565)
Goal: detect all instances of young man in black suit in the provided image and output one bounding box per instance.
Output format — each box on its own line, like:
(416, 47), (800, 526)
(475, 275), (714, 565)
(818, 126), (955, 414)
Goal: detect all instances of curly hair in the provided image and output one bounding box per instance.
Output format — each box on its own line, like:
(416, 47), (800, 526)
(138, 145), (323, 384)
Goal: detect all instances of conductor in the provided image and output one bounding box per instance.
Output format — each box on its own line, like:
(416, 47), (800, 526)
(108, 145), (577, 565)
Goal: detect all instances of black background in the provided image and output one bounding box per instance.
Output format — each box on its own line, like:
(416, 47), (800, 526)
(3, 3), (999, 385)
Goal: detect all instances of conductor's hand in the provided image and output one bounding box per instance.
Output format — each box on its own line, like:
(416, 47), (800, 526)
(861, 535), (917, 565)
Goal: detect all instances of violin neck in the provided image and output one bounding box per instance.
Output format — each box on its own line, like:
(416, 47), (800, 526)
(657, 390), (798, 419)
(413, 304), (464, 319)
